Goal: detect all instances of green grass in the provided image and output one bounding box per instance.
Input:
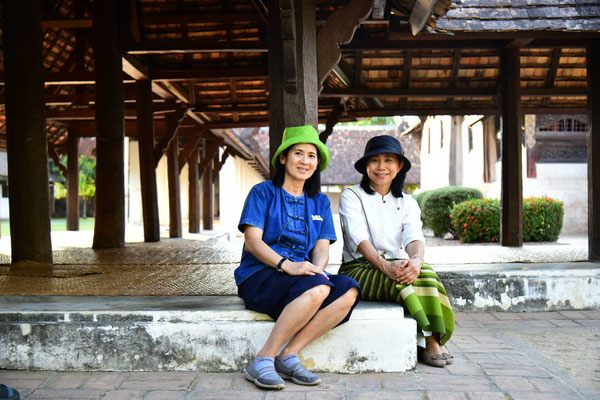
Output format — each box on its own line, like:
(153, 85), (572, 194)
(0, 218), (95, 235)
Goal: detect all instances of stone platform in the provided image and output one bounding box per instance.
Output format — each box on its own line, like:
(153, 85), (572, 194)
(0, 296), (416, 373)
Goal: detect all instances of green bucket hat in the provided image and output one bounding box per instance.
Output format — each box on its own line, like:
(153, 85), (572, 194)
(271, 125), (330, 172)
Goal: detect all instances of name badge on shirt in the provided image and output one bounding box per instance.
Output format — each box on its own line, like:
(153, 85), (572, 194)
(311, 215), (323, 221)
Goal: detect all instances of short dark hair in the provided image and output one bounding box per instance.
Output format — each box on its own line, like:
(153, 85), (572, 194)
(359, 154), (406, 198)
(272, 147), (322, 197)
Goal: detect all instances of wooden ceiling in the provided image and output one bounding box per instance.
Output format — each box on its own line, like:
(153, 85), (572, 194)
(0, 0), (597, 171)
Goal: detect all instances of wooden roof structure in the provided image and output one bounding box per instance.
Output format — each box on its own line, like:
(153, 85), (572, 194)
(1, 0), (600, 263)
(3, 0), (595, 161)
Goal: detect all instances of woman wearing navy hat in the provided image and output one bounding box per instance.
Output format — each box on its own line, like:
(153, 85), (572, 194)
(338, 135), (455, 368)
(235, 125), (360, 389)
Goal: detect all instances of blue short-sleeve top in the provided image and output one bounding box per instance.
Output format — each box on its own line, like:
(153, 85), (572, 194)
(234, 180), (337, 285)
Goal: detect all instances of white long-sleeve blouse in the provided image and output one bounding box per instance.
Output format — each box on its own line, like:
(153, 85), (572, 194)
(338, 185), (425, 263)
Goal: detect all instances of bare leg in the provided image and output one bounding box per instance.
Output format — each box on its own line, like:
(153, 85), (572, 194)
(425, 335), (442, 355)
(256, 285), (331, 357)
(279, 287), (359, 357)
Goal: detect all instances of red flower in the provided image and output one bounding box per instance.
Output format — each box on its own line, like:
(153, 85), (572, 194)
(463, 223), (468, 228)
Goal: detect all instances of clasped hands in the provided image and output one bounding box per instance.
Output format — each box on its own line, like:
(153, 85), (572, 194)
(281, 259), (329, 279)
(381, 257), (423, 285)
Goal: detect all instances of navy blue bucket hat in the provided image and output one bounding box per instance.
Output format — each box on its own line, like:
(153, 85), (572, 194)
(354, 135), (412, 175)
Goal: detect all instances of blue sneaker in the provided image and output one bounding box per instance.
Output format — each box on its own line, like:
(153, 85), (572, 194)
(0, 384), (20, 400)
(275, 355), (321, 386)
(244, 359), (285, 390)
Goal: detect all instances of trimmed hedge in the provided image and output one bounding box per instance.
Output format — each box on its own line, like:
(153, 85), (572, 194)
(450, 196), (565, 243)
(420, 186), (483, 238)
(523, 196), (564, 242)
(450, 198), (501, 243)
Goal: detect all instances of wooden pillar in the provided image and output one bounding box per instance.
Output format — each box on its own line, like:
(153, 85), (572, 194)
(1, 0), (52, 263)
(136, 80), (160, 242)
(499, 47), (523, 247)
(92, 0), (125, 248)
(66, 127), (80, 231)
(166, 115), (182, 238)
(587, 40), (600, 261)
(188, 146), (201, 233)
(268, 0), (318, 175)
(202, 140), (215, 230)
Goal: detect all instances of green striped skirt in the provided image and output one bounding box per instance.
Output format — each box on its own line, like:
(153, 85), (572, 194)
(339, 258), (455, 345)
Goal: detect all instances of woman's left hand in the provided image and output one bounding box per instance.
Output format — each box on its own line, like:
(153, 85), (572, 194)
(394, 257), (423, 285)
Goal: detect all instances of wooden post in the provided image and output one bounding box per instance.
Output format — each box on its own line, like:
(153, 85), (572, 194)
(1, 0), (53, 263)
(92, 0), (125, 248)
(166, 114), (182, 238)
(268, 0), (318, 175)
(499, 48), (523, 247)
(202, 139), (215, 230)
(136, 80), (160, 242)
(188, 145), (201, 233)
(587, 40), (600, 261)
(66, 127), (80, 231)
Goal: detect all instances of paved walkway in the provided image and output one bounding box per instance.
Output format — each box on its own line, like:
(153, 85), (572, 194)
(1, 310), (599, 400)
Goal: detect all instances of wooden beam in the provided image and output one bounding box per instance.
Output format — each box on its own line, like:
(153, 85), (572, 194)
(2, 0), (53, 263)
(122, 55), (150, 80)
(126, 39), (268, 54)
(542, 48), (561, 107)
(317, 0), (372, 90)
(500, 47), (523, 247)
(66, 127), (79, 231)
(179, 131), (204, 172)
(587, 39), (600, 261)
(321, 87), (586, 98)
(152, 66), (268, 81)
(212, 148), (231, 180)
(321, 87), (496, 98)
(188, 145), (201, 233)
(92, 0), (126, 249)
(166, 119), (182, 238)
(198, 139), (223, 178)
(136, 80), (160, 242)
(0, 72), (134, 85)
(154, 106), (187, 166)
(41, 18), (92, 29)
(201, 139), (218, 230)
(141, 13), (264, 25)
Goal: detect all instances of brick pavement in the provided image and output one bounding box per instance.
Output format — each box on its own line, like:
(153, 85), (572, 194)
(1, 311), (598, 400)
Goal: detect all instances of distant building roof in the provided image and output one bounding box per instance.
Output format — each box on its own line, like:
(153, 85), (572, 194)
(437, 0), (600, 32)
(320, 125), (421, 186)
(236, 125), (421, 187)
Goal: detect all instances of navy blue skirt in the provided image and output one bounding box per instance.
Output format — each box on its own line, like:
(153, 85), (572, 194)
(238, 267), (361, 325)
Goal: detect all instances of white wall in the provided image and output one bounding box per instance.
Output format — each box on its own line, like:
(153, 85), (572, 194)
(127, 139), (190, 228)
(218, 151), (264, 234)
(419, 116), (452, 190)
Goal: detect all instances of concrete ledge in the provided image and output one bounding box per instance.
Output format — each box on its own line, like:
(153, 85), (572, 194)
(0, 296), (416, 373)
(436, 262), (600, 312)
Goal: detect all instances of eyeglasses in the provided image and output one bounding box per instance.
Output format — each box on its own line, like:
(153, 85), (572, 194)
(277, 219), (308, 251)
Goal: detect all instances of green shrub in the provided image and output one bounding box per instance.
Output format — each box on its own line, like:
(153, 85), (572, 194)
(421, 186), (483, 237)
(450, 198), (501, 243)
(450, 196), (564, 243)
(413, 190), (431, 211)
(523, 196), (564, 242)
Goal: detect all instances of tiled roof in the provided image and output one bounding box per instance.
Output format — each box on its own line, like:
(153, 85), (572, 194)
(320, 126), (421, 186)
(437, 0), (600, 32)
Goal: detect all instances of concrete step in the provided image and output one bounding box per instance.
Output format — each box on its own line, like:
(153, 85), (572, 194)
(0, 296), (416, 373)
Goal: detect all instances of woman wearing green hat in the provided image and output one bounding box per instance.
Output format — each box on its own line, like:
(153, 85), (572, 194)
(235, 125), (361, 390)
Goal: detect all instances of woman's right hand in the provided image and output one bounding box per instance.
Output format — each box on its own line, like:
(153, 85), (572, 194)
(282, 260), (329, 279)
